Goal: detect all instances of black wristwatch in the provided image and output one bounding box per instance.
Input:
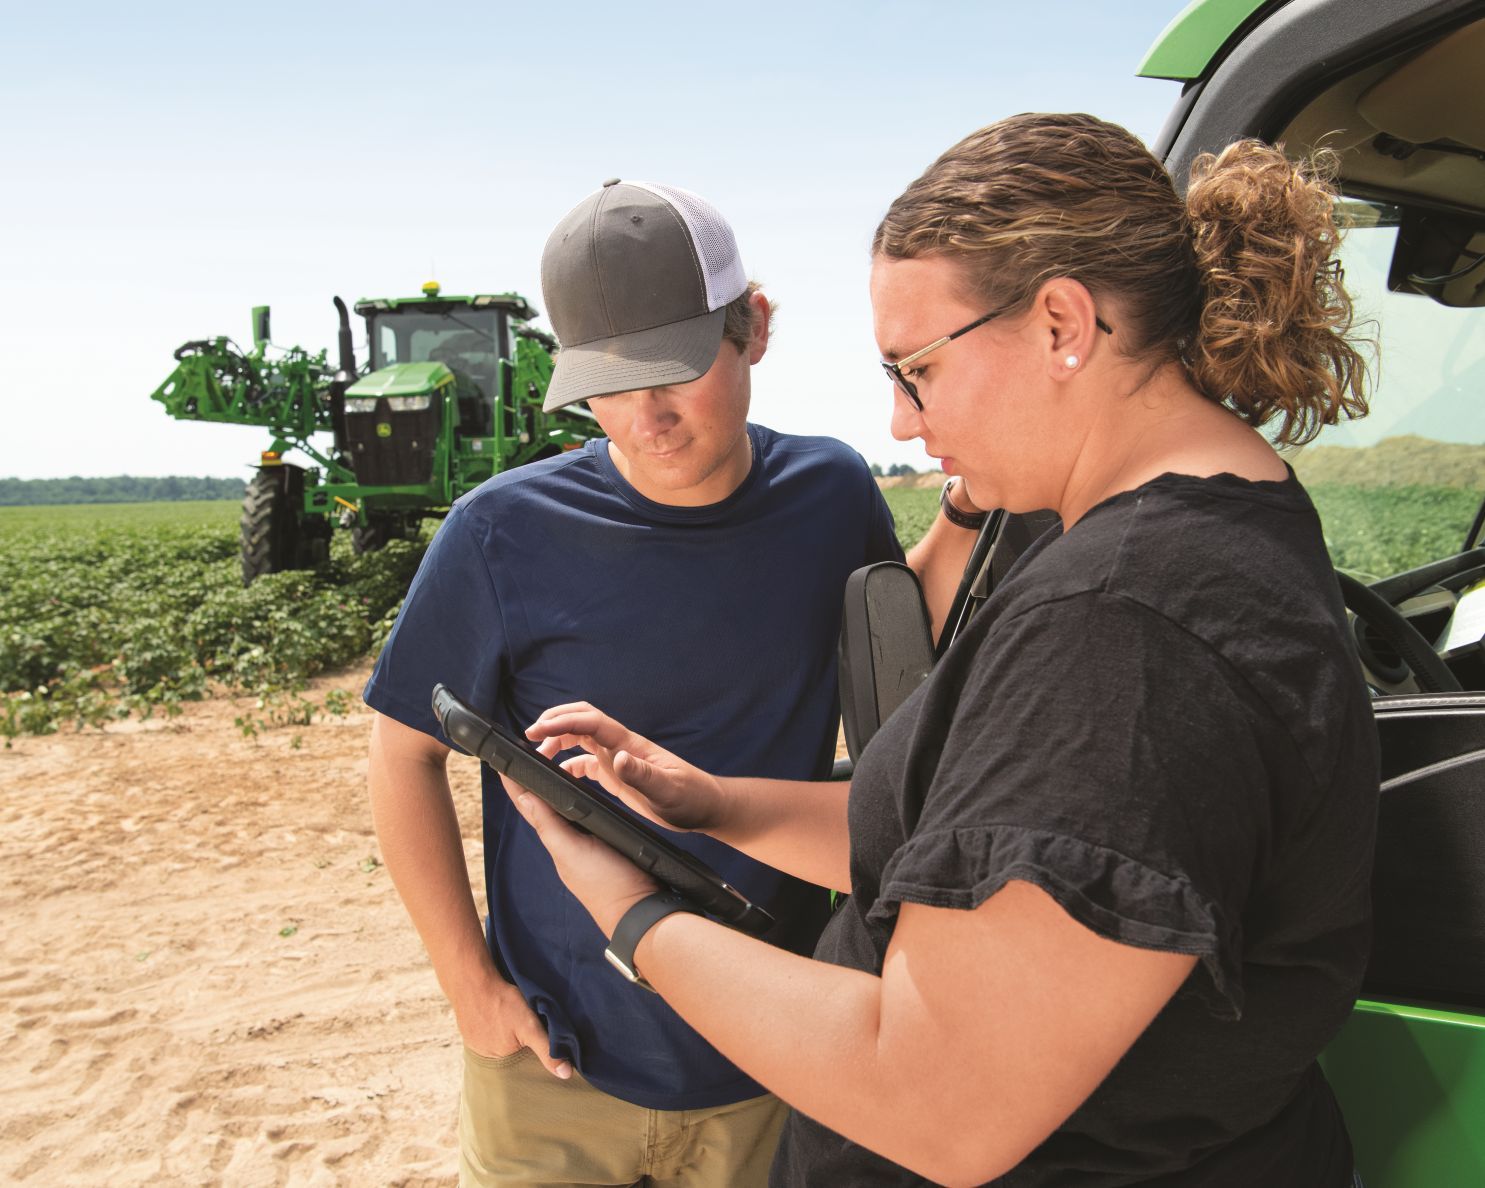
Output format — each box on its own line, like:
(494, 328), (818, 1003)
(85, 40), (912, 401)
(604, 892), (700, 992)
(940, 478), (989, 530)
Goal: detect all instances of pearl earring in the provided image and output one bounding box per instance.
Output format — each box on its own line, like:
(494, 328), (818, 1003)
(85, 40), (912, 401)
(1064, 354), (1080, 369)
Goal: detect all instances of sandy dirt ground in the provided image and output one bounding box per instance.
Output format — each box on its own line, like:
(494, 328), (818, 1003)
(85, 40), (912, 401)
(1, 662), (485, 1186)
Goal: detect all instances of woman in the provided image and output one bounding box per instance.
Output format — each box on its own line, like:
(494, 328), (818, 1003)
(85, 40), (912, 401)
(504, 114), (1378, 1186)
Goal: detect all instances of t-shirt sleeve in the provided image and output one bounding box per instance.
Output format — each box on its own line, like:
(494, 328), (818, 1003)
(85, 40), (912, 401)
(362, 502), (509, 746)
(873, 592), (1274, 1018)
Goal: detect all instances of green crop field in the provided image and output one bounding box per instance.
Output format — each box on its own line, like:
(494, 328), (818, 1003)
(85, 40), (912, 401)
(0, 480), (1475, 740)
(885, 482), (1476, 577)
(0, 502), (428, 742)
(1306, 483), (1478, 577)
(0, 500), (241, 531)
(891, 481), (1473, 579)
(881, 487), (939, 550)
(0, 494), (941, 741)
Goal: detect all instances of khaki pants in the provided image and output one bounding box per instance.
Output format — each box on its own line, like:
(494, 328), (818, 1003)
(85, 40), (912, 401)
(460, 1046), (788, 1188)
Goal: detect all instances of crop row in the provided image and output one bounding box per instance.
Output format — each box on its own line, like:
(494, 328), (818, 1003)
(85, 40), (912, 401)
(1306, 483), (1478, 577)
(0, 482), (1468, 739)
(0, 503), (427, 741)
(884, 482), (1478, 579)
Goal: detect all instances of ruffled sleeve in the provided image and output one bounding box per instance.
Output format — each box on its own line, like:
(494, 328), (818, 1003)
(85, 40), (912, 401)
(861, 591), (1290, 1021)
(870, 823), (1245, 1018)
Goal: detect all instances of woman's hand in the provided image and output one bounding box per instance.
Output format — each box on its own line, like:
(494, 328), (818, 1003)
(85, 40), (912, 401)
(501, 777), (658, 939)
(525, 702), (729, 833)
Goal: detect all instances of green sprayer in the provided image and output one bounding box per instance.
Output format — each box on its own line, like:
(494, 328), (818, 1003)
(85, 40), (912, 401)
(150, 282), (598, 582)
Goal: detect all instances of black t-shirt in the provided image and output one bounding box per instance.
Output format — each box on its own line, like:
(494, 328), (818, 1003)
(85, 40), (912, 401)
(771, 471), (1379, 1187)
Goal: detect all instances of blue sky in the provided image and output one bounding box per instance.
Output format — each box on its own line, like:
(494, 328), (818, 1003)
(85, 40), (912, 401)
(3, 1), (1185, 479)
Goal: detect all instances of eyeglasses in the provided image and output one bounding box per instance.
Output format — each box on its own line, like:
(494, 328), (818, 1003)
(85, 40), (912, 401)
(881, 308), (1114, 411)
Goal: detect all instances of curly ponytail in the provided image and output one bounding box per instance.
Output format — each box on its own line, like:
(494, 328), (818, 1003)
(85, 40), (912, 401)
(1186, 141), (1369, 445)
(873, 114), (1369, 446)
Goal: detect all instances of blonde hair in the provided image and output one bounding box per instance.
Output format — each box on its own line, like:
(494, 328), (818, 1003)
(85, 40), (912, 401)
(872, 113), (1368, 445)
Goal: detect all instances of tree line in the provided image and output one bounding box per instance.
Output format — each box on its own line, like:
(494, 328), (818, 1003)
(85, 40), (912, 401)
(0, 475), (247, 506)
(3, 467), (924, 505)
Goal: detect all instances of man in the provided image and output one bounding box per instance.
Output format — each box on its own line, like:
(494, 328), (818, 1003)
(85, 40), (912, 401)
(364, 179), (972, 1187)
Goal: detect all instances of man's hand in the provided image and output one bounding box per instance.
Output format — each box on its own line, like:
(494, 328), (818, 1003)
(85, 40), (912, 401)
(525, 702), (729, 833)
(454, 968), (572, 1079)
(368, 713), (574, 1079)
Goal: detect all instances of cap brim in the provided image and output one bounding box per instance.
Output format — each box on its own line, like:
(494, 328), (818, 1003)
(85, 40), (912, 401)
(542, 307), (725, 412)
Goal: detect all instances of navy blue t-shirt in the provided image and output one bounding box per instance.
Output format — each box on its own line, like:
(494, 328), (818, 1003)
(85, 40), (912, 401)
(365, 423), (903, 1109)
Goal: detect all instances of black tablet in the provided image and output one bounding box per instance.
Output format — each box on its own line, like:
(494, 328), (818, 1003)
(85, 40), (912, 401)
(431, 684), (775, 936)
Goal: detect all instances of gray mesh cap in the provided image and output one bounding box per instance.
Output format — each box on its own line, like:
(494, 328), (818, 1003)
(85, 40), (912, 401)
(540, 179), (749, 411)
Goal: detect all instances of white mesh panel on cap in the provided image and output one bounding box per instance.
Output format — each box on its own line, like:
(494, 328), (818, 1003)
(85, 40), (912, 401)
(628, 181), (748, 312)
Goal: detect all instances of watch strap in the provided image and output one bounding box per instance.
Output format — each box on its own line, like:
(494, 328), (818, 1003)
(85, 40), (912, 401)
(940, 478), (989, 530)
(604, 892), (699, 992)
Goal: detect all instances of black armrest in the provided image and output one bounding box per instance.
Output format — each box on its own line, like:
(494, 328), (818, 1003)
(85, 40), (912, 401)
(838, 563), (935, 763)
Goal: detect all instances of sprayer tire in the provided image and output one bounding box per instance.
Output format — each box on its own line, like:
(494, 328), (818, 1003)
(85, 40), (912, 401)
(240, 467), (303, 585)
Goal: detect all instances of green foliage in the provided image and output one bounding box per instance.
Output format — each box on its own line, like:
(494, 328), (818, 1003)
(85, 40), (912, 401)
(0, 501), (241, 531)
(1291, 437), (1485, 492)
(1308, 483), (1479, 577)
(0, 475), (247, 506)
(6, 479), (1474, 743)
(0, 503), (425, 742)
(882, 487), (939, 550)
(884, 481), (1478, 577)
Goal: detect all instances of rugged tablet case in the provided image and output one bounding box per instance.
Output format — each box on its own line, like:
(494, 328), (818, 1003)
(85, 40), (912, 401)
(431, 683), (775, 936)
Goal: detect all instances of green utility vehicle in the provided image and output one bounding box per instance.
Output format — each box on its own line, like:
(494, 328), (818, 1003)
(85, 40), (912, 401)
(150, 283), (598, 582)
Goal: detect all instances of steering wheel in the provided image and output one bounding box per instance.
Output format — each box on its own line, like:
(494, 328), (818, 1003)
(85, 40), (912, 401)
(1336, 570), (1462, 694)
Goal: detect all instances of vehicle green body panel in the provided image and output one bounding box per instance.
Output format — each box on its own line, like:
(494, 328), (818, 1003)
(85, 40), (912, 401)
(1322, 999), (1485, 1187)
(1136, 0), (1274, 80)
(347, 361), (451, 399)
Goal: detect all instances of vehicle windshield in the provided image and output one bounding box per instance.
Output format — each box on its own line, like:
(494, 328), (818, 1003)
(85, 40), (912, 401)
(1292, 199), (1485, 578)
(367, 308), (500, 405)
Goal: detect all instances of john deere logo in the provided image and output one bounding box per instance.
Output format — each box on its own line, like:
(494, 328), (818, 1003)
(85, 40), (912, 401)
(376, 422), (392, 438)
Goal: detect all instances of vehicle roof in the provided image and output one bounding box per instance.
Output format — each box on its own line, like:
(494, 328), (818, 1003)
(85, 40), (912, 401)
(1137, 0), (1279, 80)
(353, 293), (538, 320)
(1150, 0), (1485, 217)
(1276, 13), (1485, 214)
